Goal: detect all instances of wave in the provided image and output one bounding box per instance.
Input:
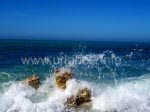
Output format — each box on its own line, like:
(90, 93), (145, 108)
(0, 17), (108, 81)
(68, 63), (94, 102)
(0, 49), (150, 112)
(92, 74), (150, 112)
(0, 73), (150, 112)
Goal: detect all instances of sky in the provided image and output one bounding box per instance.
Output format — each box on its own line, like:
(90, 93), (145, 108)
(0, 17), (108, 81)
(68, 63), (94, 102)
(0, 0), (150, 41)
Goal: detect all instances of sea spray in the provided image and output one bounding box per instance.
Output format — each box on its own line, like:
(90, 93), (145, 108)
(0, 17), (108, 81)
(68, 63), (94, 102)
(0, 74), (150, 112)
(0, 41), (150, 112)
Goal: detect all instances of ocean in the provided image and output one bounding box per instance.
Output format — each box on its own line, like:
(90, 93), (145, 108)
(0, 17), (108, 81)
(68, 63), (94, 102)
(0, 39), (150, 112)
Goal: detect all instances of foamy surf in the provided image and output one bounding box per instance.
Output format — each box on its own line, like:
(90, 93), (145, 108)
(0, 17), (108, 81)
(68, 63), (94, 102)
(92, 75), (150, 112)
(0, 74), (150, 112)
(0, 40), (150, 112)
(0, 76), (92, 112)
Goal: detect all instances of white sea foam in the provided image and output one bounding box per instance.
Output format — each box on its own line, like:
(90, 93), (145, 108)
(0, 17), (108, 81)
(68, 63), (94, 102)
(55, 68), (72, 76)
(0, 66), (150, 112)
(0, 77), (93, 112)
(0, 75), (150, 112)
(92, 76), (150, 112)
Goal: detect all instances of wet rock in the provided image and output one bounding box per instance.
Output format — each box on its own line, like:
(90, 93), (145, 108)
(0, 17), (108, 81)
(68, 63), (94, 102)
(55, 69), (73, 89)
(22, 75), (40, 89)
(66, 95), (78, 106)
(76, 88), (91, 104)
(66, 88), (91, 107)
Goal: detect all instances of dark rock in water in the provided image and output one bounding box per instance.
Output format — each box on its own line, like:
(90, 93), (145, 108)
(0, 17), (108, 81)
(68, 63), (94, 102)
(55, 69), (73, 89)
(66, 88), (92, 108)
(76, 88), (91, 104)
(22, 75), (40, 89)
(66, 96), (78, 106)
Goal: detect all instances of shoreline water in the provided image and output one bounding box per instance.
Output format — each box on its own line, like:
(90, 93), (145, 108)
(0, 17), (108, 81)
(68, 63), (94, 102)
(0, 40), (150, 112)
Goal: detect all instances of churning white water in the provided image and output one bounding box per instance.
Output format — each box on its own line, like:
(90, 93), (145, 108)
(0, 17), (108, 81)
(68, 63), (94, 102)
(0, 50), (150, 112)
(0, 74), (150, 112)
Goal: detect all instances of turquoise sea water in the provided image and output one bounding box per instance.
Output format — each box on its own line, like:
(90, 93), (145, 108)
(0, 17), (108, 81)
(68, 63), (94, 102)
(0, 39), (150, 112)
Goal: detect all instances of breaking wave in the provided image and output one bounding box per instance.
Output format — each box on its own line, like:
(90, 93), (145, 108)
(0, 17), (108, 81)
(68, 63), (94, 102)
(0, 50), (150, 112)
(0, 74), (150, 112)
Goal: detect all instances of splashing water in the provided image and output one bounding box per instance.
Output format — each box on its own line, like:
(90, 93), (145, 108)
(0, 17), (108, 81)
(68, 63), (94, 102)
(0, 40), (150, 112)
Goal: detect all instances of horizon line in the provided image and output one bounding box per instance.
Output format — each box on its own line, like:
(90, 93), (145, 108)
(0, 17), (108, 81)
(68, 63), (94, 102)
(0, 38), (150, 43)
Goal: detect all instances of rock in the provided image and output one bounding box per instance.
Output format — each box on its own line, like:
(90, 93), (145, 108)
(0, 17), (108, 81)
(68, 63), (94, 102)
(66, 88), (91, 107)
(55, 69), (73, 89)
(22, 75), (40, 89)
(55, 69), (92, 108)
(76, 88), (91, 104)
(66, 95), (78, 107)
